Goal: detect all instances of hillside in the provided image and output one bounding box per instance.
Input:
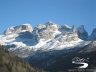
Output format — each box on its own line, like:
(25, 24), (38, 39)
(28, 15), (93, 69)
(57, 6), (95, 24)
(0, 45), (45, 72)
(44, 41), (96, 72)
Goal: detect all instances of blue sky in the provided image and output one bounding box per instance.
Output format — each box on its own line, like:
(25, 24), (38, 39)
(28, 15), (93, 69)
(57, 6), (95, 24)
(0, 0), (96, 35)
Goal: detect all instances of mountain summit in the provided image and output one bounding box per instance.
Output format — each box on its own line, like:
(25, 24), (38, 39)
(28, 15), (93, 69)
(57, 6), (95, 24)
(0, 22), (88, 58)
(4, 24), (33, 35)
(77, 25), (88, 40)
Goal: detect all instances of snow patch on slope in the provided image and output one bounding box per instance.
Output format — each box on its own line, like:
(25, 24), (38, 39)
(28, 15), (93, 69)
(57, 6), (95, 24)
(0, 22), (89, 58)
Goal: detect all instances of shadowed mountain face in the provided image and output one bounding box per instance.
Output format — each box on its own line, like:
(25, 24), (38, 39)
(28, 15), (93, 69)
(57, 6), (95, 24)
(0, 46), (45, 72)
(45, 51), (96, 72)
(90, 28), (96, 40)
(26, 41), (96, 72)
(77, 25), (88, 40)
(46, 41), (96, 72)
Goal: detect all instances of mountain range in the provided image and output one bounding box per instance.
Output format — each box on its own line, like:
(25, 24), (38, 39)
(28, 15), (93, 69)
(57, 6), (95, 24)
(0, 21), (96, 72)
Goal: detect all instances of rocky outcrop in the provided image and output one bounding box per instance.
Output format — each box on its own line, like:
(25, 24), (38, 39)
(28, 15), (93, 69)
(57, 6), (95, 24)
(59, 24), (71, 33)
(90, 28), (96, 40)
(71, 25), (79, 41)
(92, 41), (96, 48)
(46, 21), (59, 31)
(0, 22), (86, 59)
(4, 24), (33, 35)
(4, 27), (14, 35)
(33, 21), (60, 41)
(77, 25), (88, 40)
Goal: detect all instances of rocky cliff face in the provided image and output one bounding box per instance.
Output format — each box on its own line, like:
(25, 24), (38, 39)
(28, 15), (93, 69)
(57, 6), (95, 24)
(0, 22), (88, 58)
(4, 24), (33, 35)
(90, 28), (96, 40)
(77, 25), (88, 40)
(33, 21), (60, 42)
(3, 22), (89, 41)
(32, 22), (80, 43)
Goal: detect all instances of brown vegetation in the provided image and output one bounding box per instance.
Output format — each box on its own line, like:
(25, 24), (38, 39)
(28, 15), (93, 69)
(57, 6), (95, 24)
(0, 45), (45, 72)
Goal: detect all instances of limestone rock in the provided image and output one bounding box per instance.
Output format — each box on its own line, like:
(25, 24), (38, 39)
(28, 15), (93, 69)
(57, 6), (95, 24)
(4, 24), (33, 35)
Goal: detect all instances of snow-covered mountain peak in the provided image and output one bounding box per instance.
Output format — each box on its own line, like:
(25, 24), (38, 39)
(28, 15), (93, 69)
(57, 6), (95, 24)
(35, 24), (46, 30)
(4, 24), (33, 35)
(59, 24), (72, 34)
(32, 22), (60, 42)
(64, 24), (71, 29)
(0, 22), (89, 58)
